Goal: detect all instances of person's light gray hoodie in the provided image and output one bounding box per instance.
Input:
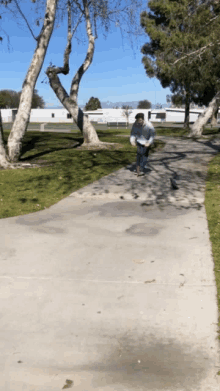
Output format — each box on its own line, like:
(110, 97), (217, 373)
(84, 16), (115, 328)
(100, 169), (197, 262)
(130, 119), (155, 147)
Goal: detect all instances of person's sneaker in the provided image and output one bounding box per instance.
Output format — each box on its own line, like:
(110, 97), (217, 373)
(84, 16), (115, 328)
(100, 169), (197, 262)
(137, 172), (145, 176)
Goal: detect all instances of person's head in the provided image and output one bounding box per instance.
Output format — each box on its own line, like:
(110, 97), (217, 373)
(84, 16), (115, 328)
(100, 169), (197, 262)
(135, 113), (144, 126)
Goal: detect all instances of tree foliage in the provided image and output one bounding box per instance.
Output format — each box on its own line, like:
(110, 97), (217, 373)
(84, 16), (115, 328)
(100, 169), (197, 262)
(171, 93), (185, 108)
(0, 90), (18, 108)
(84, 96), (101, 111)
(31, 89), (45, 108)
(140, 0), (220, 126)
(0, 89), (45, 108)
(137, 99), (151, 109)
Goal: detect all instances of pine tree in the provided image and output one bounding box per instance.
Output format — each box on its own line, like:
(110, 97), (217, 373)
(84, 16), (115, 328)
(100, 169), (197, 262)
(140, 0), (220, 128)
(84, 97), (102, 111)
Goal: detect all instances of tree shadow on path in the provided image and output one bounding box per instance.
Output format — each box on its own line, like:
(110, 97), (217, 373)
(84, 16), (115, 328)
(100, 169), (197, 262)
(122, 137), (220, 209)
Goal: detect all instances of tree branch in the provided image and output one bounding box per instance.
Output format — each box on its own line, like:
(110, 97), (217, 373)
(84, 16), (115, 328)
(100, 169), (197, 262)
(70, 0), (95, 100)
(46, 8), (83, 76)
(74, 0), (85, 14)
(46, 69), (71, 107)
(173, 41), (220, 65)
(205, 14), (220, 25)
(14, 0), (37, 41)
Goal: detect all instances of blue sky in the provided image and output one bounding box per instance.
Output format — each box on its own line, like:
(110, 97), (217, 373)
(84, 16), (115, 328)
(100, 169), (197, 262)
(0, 0), (171, 108)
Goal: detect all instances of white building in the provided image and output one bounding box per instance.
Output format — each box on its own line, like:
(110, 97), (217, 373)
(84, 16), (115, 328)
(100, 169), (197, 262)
(1, 108), (13, 122)
(1, 108), (74, 123)
(1, 107), (218, 124)
(84, 108), (151, 123)
(149, 108), (210, 123)
(0, 108), (151, 124)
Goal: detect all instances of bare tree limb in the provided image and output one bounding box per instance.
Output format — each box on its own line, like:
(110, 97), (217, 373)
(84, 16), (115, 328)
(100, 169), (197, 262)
(74, 0), (85, 14)
(46, 0), (146, 145)
(46, 8), (83, 76)
(69, 0), (95, 100)
(14, 0), (37, 41)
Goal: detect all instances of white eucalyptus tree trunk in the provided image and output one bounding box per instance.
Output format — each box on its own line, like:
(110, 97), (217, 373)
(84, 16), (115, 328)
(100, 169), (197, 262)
(7, 0), (58, 162)
(189, 93), (220, 137)
(45, 69), (100, 143)
(46, 0), (101, 145)
(0, 110), (11, 168)
(47, 0), (145, 146)
(210, 104), (218, 126)
(68, 105), (100, 144)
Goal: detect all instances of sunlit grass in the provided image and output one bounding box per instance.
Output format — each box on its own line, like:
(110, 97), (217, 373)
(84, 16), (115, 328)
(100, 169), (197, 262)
(0, 129), (164, 218)
(204, 152), (220, 341)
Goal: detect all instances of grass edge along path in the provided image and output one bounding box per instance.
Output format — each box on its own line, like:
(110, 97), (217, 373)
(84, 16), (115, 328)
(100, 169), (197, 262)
(204, 152), (220, 353)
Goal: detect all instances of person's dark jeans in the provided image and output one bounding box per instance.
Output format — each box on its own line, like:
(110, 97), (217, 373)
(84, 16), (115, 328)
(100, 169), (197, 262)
(136, 144), (150, 169)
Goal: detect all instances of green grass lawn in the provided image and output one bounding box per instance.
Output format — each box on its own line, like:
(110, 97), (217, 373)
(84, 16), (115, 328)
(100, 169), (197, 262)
(0, 129), (164, 219)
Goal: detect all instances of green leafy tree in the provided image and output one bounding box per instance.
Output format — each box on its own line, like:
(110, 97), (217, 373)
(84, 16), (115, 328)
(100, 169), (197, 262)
(137, 99), (151, 109)
(166, 93), (185, 108)
(170, 92), (185, 108)
(0, 89), (45, 108)
(173, 95), (184, 108)
(30, 89), (45, 108)
(169, 0), (220, 135)
(0, 95), (6, 108)
(0, 90), (19, 108)
(140, 0), (220, 128)
(84, 97), (101, 111)
(0, 93), (8, 108)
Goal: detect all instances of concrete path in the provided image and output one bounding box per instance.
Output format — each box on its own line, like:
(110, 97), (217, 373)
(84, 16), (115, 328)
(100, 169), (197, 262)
(1, 137), (220, 391)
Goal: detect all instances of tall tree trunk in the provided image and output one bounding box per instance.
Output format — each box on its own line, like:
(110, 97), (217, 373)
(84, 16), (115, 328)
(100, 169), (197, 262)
(189, 92), (220, 137)
(46, 70), (100, 144)
(46, 0), (101, 145)
(184, 91), (190, 128)
(7, 0), (58, 162)
(0, 110), (11, 168)
(74, 107), (100, 144)
(210, 104), (219, 126)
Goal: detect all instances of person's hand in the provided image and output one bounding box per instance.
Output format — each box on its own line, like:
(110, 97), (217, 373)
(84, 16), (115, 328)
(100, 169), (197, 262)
(144, 141), (150, 147)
